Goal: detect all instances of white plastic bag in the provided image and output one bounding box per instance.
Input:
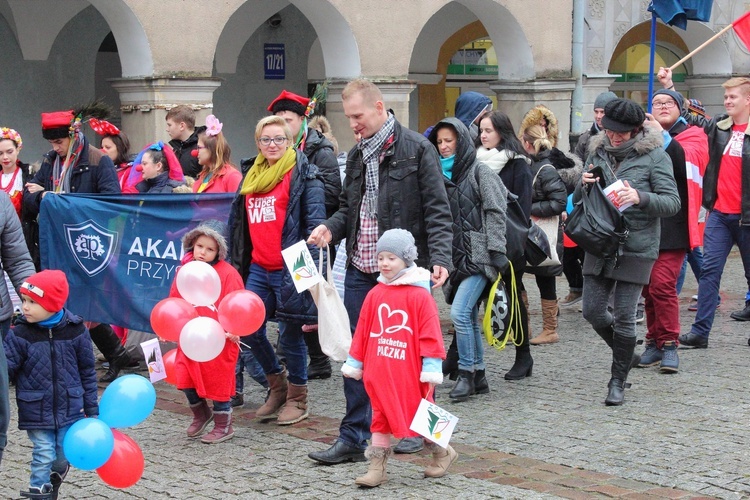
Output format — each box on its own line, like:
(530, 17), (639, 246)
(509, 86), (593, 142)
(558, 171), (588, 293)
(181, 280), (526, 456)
(309, 246), (351, 362)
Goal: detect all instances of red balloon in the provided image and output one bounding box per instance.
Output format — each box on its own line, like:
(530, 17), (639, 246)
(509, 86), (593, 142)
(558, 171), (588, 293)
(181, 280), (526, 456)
(96, 430), (144, 488)
(217, 290), (266, 336)
(162, 349), (178, 386)
(150, 298), (198, 342)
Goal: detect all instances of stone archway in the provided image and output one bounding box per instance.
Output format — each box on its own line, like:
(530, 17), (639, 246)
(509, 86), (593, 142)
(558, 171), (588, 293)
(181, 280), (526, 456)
(409, 0), (536, 133)
(214, 0), (360, 78)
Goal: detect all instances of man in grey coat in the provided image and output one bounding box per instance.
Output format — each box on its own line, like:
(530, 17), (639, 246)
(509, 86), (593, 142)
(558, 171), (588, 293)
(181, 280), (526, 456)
(0, 191), (35, 465)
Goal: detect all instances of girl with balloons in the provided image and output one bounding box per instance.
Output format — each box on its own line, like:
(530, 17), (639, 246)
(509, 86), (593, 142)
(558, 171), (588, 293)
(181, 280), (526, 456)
(168, 220), (244, 444)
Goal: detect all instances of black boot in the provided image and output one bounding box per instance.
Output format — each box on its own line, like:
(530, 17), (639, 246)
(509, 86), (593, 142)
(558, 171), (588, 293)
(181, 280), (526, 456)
(448, 370), (475, 402)
(505, 340), (534, 380)
(304, 330), (331, 379)
(49, 464), (69, 500)
(731, 300), (750, 321)
(442, 335), (459, 380)
(595, 324), (640, 373)
(19, 487), (51, 499)
(605, 334), (637, 406)
(474, 369), (490, 394)
(90, 324), (132, 383)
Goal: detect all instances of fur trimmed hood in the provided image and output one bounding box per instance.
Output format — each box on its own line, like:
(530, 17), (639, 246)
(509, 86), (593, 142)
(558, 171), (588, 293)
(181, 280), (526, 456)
(519, 105), (559, 147)
(588, 127), (664, 157)
(182, 219), (229, 261)
(543, 148), (583, 194)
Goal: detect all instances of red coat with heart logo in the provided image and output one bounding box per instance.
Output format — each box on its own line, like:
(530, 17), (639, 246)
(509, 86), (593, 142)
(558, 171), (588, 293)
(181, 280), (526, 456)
(349, 273), (445, 437)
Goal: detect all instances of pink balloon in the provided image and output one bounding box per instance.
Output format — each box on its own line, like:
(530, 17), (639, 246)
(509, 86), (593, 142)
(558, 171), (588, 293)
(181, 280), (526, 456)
(218, 290), (266, 336)
(179, 317), (226, 362)
(176, 261), (221, 307)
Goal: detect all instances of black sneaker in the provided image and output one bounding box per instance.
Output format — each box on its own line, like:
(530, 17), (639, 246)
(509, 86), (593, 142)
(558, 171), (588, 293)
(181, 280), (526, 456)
(230, 393), (244, 408)
(635, 304), (645, 324)
(730, 301), (750, 321)
(678, 332), (708, 348)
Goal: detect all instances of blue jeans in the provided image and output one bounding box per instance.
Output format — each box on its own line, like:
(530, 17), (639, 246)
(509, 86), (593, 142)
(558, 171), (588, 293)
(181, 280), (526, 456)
(451, 275), (488, 371)
(691, 211), (750, 338)
(244, 263), (308, 385)
(182, 388), (231, 411)
(27, 425), (71, 490)
(676, 247), (704, 295)
(0, 318), (10, 465)
(338, 266), (378, 449)
(235, 345), (267, 393)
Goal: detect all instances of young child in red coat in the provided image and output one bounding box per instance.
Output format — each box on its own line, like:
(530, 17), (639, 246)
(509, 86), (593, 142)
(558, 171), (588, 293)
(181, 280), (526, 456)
(341, 229), (454, 488)
(169, 220), (243, 444)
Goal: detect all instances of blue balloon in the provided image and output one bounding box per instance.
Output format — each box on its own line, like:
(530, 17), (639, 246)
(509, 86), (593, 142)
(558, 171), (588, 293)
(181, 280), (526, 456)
(99, 374), (157, 428)
(63, 418), (114, 470)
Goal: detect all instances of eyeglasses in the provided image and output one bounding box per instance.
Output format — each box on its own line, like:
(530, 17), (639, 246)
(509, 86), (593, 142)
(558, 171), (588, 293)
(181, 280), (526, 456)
(258, 136), (288, 147)
(651, 100), (677, 110)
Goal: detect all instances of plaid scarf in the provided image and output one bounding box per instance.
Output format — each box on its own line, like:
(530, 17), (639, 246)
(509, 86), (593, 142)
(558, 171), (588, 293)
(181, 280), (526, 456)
(358, 114), (395, 217)
(53, 129), (85, 194)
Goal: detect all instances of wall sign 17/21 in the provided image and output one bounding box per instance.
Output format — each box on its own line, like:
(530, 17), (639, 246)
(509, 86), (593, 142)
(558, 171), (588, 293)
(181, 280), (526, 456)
(264, 43), (285, 80)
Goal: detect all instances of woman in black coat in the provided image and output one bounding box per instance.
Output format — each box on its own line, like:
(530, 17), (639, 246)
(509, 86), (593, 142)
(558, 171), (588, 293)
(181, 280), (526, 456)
(519, 124), (568, 345)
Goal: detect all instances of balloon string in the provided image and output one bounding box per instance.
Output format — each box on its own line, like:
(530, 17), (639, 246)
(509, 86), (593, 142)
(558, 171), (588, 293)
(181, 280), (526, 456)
(239, 341), (252, 350)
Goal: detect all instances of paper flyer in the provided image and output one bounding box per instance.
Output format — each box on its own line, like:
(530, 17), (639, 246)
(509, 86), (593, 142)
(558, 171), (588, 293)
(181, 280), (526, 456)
(281, 240), (322, 293)
(409, 398), (459, 449)
(141, 338), (167, 383)
(603, 179), (634, 212)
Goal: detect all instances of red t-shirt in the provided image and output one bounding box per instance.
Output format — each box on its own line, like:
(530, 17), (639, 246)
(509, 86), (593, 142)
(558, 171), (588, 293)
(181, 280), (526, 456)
(714, 123), (747, 214)
(245, 171), (292, 270)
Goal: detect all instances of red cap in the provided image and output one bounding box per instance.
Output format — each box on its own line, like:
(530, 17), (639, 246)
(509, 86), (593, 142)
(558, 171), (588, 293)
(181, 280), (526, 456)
(267, 90), (309, 115)
(20, 270), (69, 313)
(41, 111), (74, 130)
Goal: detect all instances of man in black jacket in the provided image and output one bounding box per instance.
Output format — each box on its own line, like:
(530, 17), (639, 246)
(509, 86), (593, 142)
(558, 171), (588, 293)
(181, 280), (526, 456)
(24, 110), (130, 383)
(269, 90), (342, 380)
(307, 79), (452, 464)
(166, 105), (205, 179)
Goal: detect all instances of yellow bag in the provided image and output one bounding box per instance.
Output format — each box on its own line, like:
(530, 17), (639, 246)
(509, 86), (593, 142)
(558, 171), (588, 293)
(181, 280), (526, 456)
(482, 261), (524, 350)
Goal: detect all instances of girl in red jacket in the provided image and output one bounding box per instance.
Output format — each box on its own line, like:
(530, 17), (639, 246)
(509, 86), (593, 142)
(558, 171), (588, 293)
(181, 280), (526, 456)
(169, 220), (243, 444)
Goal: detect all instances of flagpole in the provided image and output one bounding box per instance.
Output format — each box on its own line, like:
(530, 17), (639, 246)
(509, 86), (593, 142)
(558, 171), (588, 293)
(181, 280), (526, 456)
(669, 23), (734, 71)
(648, 10), (658, 113)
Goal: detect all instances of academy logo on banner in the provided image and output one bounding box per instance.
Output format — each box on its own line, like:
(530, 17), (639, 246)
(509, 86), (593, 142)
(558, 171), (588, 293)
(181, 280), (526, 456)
(65, 220), (118, 277)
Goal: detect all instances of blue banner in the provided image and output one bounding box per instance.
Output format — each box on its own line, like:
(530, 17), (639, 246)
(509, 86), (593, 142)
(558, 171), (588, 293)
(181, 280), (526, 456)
(39, 193), (235, 332)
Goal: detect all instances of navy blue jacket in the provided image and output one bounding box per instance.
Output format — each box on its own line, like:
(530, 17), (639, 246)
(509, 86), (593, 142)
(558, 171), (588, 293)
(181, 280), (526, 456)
(23, 137), (121, 220)
(229, 150), (326, 323)
(5, 310), (99, 430)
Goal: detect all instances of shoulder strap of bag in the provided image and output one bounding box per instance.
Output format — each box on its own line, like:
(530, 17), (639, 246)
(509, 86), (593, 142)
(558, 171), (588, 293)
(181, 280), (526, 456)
(531, 162), (552, 187)
(318, 245), (334, 284)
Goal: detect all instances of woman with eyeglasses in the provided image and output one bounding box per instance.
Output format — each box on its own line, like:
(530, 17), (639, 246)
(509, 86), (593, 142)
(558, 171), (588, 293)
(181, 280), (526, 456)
(228, 115), (326, 425)
(577, 98), (680, 406)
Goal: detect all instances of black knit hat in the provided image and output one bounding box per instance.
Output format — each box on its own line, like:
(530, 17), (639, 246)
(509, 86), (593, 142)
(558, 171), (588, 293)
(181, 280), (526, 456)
(601, 98), (645, 132)
(652, 89), (684, 113)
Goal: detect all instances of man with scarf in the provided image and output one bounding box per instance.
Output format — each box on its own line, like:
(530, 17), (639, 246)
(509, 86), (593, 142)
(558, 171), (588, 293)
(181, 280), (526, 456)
(307, 79), (453, 463)
(23, 110), (130, 384)
(637, 90), (709, 373)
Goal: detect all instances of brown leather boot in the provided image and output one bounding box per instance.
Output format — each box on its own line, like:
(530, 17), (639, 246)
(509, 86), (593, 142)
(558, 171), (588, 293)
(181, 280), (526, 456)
(200, 410), (234, 444)
(424, 442), (458, 478)
(521, 290), (532, 338)
(187, 400), (213, 437)
(277, 383), (308, 425)
(255, 369), (288, 421)
(531, 299), (559, 345)
(354, 446), (391, 487)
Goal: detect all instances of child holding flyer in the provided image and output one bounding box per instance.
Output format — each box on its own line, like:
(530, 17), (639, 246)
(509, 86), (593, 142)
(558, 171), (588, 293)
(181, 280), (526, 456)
(341, 229), (454, 488)
(169, 220), (243, 444)
(5, 270), (98, 499)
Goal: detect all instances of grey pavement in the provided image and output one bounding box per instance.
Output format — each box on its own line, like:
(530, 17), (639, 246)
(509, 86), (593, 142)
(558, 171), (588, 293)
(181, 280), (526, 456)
(2, 250), (750, 498)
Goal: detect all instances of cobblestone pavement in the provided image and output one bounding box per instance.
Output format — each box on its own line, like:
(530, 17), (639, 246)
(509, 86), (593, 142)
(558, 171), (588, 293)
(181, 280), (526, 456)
(2, 251), (750, 499)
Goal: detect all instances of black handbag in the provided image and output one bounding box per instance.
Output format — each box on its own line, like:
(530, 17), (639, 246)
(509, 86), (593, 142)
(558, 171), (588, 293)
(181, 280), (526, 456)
(504, 192), (529, 263)
(525, 221), (550, 266)
(564, 182), (628, 260)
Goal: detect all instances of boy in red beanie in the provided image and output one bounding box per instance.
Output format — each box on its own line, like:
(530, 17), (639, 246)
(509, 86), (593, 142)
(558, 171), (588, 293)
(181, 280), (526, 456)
(3, 270), (98, 499)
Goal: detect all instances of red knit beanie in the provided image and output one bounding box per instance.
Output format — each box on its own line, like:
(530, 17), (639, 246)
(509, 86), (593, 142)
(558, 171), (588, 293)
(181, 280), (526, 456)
(20, 270), (69, 312)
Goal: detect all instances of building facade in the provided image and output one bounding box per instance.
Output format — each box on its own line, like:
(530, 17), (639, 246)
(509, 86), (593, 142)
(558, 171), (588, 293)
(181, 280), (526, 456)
(0, 0), (746, 160)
